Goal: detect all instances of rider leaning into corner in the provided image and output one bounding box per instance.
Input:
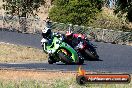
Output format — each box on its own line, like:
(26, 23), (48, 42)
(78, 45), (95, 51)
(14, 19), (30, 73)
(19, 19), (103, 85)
(41, 17), (62, 59)
(65, 24), (96, 51)
(41, 17), (97, 60)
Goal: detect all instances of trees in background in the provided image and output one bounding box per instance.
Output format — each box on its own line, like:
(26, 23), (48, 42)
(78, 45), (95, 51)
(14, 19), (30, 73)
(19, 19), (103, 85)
(49, 0), (103, 26)
(2, 0), (45, 32)
(115, 0), (132, 22)
(2, 0), (131, 31)
(3, 0), (45, 17)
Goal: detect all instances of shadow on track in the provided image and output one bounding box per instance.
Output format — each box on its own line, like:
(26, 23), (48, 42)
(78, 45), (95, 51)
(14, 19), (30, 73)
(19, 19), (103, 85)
(56, 59), (103, 65)
(56, 63), (86, 65)
(85, 58), (103, 61)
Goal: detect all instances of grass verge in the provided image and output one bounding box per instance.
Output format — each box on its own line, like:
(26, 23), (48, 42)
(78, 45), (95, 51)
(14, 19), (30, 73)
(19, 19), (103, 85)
(0, 42), (47, 62)
(0, 43), (131, 88)
(0, 70), (131, 88)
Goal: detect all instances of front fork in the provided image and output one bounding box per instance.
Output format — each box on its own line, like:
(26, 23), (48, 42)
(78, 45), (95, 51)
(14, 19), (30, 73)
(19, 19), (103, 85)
(75, 48), (84, 60)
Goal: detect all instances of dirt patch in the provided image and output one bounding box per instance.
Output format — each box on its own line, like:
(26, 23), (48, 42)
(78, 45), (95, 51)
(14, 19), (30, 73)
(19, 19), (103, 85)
(0, 70), (75, 81)
(0, 70), (131, 88)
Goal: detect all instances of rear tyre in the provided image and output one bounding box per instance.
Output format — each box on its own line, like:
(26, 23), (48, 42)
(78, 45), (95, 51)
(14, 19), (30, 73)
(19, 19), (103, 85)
(85, 49), (99, 60)
(78, 59), (84, 65)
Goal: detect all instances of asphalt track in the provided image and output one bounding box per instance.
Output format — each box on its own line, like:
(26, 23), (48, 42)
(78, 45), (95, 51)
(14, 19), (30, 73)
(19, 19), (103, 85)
(0, 30), (132, 73)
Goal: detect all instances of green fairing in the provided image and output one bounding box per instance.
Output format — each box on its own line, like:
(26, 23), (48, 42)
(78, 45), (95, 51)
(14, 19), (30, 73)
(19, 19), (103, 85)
(60, 42), (79, 62)
(44, 36), (79, 63)
(46, 37), (60, 53)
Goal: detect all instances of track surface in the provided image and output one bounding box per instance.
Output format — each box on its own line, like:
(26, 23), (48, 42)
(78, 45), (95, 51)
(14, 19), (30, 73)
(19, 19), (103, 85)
(0, 30), (132, 73)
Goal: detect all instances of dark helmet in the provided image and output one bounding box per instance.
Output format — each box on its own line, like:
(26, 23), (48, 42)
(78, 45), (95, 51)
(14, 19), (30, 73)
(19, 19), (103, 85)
(77, 34), (82, 41)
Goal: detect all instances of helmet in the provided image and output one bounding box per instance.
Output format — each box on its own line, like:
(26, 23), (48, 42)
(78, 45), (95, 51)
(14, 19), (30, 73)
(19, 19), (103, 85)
(42, 27), (52, 38)
(77, 34), (82, 41)
(66, 30), (73, 39)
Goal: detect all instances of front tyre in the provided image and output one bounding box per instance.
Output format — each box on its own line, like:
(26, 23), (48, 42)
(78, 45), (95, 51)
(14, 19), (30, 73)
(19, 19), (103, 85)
(78, 56), (84, 65)
(58, 52), (72, 64)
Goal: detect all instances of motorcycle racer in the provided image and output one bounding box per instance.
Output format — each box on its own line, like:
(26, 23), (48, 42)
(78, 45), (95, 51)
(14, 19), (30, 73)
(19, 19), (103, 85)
(65, 26), (95, 50)
(41, 21), (83, 64)
(41, 17), (62, 63)
(65, 25), (99, 60)
(41, 17), (62, 52)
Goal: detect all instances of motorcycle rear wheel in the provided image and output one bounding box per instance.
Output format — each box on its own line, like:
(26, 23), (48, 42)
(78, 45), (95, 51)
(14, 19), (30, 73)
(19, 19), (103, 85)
(85, 49), (99, 60)
(78, 59), (84, 65)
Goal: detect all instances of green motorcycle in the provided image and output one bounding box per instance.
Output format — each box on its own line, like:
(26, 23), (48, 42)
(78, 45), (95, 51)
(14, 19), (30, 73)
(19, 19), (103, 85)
(41, 35), (84, 64)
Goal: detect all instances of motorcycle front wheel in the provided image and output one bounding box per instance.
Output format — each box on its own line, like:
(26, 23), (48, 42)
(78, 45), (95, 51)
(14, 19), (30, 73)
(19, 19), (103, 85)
(78, 54), (84, 65)
(48, 56), (56, 64)
(58, 52), (72, 64)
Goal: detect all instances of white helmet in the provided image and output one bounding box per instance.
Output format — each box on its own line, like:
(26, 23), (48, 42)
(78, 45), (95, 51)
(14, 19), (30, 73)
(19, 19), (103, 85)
(42, 27), (52, 38)
(42, 27), (51, 33)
